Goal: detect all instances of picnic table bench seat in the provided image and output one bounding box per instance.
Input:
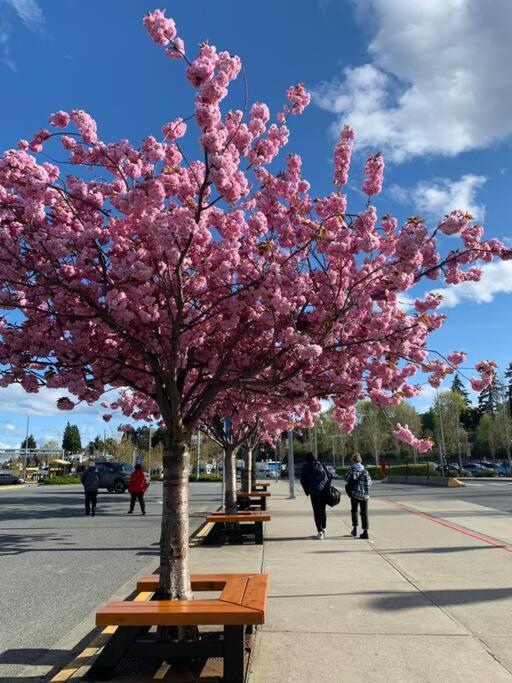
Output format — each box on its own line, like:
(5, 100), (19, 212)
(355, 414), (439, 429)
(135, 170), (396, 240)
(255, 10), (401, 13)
(236, 490), (271, 511)
(88, 573), (269, 683)
(205, 511), (271, 545)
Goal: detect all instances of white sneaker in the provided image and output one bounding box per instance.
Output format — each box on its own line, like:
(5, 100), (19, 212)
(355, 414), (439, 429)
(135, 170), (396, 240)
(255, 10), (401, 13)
(322, 529), (326, 537)
(317, 531), (324, 540)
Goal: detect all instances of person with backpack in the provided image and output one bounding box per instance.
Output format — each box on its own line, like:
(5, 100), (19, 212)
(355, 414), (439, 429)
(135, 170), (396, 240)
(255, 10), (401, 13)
(127, 463), (148, 515)
(300, 451), (332, 540)
(344, 453), (372, 539)
(80, 462), (99, 517)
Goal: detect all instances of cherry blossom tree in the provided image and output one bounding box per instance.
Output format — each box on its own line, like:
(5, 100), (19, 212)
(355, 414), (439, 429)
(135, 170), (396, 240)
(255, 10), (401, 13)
(0, 9), (508, 602)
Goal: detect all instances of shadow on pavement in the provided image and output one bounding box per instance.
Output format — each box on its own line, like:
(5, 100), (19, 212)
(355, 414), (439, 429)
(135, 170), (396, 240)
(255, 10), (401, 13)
(365, 586), (512, 611)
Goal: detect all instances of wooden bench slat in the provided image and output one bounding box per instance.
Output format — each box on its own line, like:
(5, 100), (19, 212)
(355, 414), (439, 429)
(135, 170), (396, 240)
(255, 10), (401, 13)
(241, 575), (270, 613)
(220, 577), (248, 605)
(136, 573), (248, 593)
(207, 512), (271, 522)
(237, 491), (271, 497)
(96, 600), (264, 626)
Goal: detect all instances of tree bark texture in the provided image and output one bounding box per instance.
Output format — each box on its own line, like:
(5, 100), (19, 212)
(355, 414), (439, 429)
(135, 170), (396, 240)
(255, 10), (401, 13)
(224, 446), (238, 514)
(159, 428), (193, 600)
(241, 448), (252, 493)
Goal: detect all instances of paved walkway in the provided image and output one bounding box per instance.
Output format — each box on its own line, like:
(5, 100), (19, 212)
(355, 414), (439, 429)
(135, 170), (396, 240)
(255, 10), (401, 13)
(249, 481), (512, 683)
(42, 480), (512, 682)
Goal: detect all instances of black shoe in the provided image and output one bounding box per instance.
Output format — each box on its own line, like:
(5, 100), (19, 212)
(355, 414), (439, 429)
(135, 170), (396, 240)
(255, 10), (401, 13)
(351, 527), (357, 537)
(359, 531), (369, 539)
(91, 510), (95, 517)
(142, 511), (146, 515)
(85, 512), (90, 516)
(128, 510), (133, 514)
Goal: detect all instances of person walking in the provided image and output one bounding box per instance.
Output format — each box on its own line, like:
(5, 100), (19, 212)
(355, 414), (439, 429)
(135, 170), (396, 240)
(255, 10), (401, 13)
(300, 451), (332, 539)
(128, 463), (147, 515)
(344, 453), (372, 539)
(80, 462), (99, 517)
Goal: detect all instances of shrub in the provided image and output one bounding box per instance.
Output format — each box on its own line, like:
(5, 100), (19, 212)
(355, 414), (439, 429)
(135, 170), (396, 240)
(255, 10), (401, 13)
(335, 465), (383, 480)
(388, 464), (439, 477)
(475, 469), (497, 477)
(188, 473), (222, 482)
(39, 475), (82, 485)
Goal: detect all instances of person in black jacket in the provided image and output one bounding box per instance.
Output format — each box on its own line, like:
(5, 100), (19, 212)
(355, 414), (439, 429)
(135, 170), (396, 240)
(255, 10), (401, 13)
(300, 452), (332, 539)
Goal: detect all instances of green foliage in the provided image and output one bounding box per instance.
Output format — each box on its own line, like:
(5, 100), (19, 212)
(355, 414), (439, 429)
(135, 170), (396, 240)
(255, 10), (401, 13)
(451, 375), (470, 405)
(20, 434), (37, 449)
(62, 422), (82, 453)
(188, 473), (222, 482)
(39, 475), (81, 485)
(335, 465), (383, 480)
(388, 464), (439, 477)
(474, 468), (497, 477)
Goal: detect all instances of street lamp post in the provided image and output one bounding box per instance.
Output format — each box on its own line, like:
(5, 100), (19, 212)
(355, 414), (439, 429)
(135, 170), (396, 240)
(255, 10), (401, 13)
(287, 429), (296, 499)
(196, 431), (201, 481)
(23, 415), (30, 480)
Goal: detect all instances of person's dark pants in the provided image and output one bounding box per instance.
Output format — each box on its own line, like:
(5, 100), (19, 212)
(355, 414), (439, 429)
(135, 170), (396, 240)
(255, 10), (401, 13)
(351, 497), (369, 530)
(85, 492), (97, 516)
(130, 492), (145, 513)
(310, 492), (327, 532)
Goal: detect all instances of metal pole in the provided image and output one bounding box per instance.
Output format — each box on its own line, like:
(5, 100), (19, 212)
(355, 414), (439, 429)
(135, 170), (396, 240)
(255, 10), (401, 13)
(148, 424), (152, 477)
(23, 416), (30, 480)
(331, 435), (335, 468)
(196, 431), (201, 480)
(436, 388), (447, 476)
(287, 429), (296, 499)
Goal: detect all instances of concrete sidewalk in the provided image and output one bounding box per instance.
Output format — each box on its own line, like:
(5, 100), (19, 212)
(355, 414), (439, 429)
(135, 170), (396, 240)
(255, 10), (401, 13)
(249, 481), (512, 683)
(46, 480), (512, 682)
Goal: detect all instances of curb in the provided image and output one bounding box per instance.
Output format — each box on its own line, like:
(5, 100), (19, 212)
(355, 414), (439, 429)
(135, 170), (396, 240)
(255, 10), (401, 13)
(34, 511), (218, 682)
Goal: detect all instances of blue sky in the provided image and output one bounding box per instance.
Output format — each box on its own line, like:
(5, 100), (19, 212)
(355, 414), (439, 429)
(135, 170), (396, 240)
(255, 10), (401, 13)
(0, 0), (511, 448)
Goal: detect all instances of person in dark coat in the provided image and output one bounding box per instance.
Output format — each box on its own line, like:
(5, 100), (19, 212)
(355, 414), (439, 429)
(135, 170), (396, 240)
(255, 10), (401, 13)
(300, 452), (332, 539)
(128, 463), (148, 515)
(344, 453), (372, 539)
(80, 462), (99, 517)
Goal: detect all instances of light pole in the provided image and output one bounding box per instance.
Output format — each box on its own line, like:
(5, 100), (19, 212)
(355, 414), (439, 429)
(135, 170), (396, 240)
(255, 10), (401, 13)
(148, 424), (152, 477)
(196, 431), (201, 480)
(287, 429), (296, 499)
(436, 388), (447, 476)
(23, 415), (30, 480)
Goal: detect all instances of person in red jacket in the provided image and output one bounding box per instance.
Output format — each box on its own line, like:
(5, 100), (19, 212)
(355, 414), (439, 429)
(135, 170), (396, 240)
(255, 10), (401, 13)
(128, 463), (147, 515)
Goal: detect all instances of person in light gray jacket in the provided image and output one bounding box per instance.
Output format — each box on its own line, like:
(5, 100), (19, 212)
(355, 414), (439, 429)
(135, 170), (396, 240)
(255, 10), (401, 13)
(80, 463), (100, 516)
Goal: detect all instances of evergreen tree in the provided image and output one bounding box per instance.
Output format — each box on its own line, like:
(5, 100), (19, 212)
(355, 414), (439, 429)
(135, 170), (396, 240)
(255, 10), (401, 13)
(62, 422), (82, 453)
(21, 434), (36, 449)
(505, 362), (512, 413)
(478, 372), (502, 416)
(451, 375), (470, 405)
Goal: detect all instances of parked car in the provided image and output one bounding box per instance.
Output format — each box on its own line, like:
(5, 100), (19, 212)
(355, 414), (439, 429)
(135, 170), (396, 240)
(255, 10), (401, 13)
(94, 461), (150, 493)
(0, 471), (25, 485)
(445, 463), (472, 476)
(462, 463), (493, 476)
(495, 462), (512, 477)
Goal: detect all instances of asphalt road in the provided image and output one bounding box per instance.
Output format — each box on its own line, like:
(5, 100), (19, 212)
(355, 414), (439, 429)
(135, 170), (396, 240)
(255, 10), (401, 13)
(372, 478), (512, 514)
(0, 481), (221, 681)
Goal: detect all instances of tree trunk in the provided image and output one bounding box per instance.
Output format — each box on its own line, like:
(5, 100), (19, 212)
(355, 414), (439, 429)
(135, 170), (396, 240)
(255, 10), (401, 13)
(224, 445), (237, 514)
(241, 448), (252, 493)
(250, 452), (257, 490)
(159, 427), (192, 601)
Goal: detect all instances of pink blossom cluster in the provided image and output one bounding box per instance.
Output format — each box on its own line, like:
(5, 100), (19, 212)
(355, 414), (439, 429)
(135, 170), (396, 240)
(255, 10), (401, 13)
(333, 126), (355, 188)
(0, 7), (505, 446)
(393, 423), (433, 453)
(362, 152), (384, 197)
(470, 361), (496, 391)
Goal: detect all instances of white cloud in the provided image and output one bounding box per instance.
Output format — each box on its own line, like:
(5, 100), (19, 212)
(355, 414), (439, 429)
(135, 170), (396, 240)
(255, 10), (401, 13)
(0, 383), (105, 417)
(314, 0), (512, 161)
(432, 260), (512, 308)
(389, 175), (487, 221)
(0, 0), (43, 69)
(4, 0), (43, 30)
(0, 420), (20, 436)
